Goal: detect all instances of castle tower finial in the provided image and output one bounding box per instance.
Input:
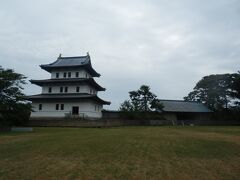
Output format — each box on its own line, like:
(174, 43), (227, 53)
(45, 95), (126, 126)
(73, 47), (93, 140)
(87, 52), (89, 56)
(58, 53), (62, 58)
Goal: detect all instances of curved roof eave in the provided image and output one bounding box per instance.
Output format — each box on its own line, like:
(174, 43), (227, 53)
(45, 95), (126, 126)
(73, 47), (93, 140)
(26, 94), (111, 105)
(29, 78), (106, 91)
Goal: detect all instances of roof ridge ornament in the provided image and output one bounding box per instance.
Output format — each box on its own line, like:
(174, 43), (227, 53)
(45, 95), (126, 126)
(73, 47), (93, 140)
(58, 53), (62, 59)
(86, 52), (91, 63)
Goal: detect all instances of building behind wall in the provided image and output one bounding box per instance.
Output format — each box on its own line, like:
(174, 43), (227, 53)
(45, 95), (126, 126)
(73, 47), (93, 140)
(102, 100), (213, 125)
(160, 99), (213, 124)
(28, 53), (110, 120)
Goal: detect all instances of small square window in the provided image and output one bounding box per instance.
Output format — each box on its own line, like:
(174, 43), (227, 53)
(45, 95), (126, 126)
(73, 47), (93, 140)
(56, 73), (59, 78)
(48, 87), (52, 93)
(39, 104), (42, 110)
(68, 72), (71, 78)
(64, 87), (68, 92)
(61, 104), (64, 110)
(63, 72), (67, 78)
(56, 104), (59, 110)
(75, 72), (79, 78)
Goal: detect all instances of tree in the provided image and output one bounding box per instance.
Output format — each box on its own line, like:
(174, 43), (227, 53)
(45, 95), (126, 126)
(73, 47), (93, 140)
(184, 73), (240, 111)
(230, 72), (240, 98)
(119, 100), (134, 112)
(0, 66), (31, 127)
(119, 85), (163, 112)
(229, 72), (240, 108)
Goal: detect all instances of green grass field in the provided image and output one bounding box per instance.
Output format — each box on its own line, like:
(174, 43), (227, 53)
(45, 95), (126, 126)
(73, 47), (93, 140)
(0, 126), (240, 180)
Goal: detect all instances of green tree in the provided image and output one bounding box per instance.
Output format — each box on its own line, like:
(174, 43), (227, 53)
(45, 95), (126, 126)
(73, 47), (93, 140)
(0, 66), (31, 127)
(184, 73), (240, 111)
(120, 85), (163, 112)
(230, 72), (240, 98)
(229, 72), (240, 108)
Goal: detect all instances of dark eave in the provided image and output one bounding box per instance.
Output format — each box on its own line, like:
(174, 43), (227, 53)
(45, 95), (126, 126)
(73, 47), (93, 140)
(26, 94), (111, 105)
(30, 78), (106, 91)
(40, 55), (100, 77)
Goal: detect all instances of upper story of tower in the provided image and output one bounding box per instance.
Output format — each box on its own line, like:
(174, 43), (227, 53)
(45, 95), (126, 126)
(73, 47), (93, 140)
(40, 54), (100, 79)
(30, 53), (106, 96)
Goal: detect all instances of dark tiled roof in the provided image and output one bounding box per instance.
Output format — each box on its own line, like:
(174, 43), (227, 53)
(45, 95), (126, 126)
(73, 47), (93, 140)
(48, 56), (89, 66)
(30, 78), (106, 91)
(40, 55), (100, 77)
(27, 94), (110, 105)
(160, 100), (212, 113)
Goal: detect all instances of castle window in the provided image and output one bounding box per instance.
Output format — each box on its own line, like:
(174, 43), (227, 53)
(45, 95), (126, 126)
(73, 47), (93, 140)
(76, 86), (80, 92)
(39, 104), (42, 110)
(86, 73), (88, 78)
(64, 87), (68, 93)
(68, 72), (71, 78)
(56, 104), (59, 110)
(60, 87), (63, 93)
(61, 104), (64, 110)
(63, 72), (67, 78)
(48, 87), (52, 93)
(75, 72), (79, 78)
(56, 73), (59, 78)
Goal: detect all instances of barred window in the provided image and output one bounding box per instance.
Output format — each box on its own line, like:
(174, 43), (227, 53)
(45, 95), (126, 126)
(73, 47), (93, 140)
(39, 104), (42, 110)
(65, 87), (68, 92)
(48, 87), (52, 93)
(61, 104), (64, 110)
(75, 72), (79, 78)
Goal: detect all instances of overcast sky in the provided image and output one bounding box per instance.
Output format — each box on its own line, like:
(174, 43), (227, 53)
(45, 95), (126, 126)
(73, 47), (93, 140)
(0, 0), (240, 109)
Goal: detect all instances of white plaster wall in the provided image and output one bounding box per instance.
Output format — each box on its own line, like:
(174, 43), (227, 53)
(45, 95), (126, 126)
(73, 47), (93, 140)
(50, 69), (91, 79)
(42, 85), (97, 94)
(31, 101), (103, 119)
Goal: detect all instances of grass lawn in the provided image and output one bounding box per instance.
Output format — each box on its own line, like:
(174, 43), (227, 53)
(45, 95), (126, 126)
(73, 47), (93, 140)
(0, 126), (240, 180)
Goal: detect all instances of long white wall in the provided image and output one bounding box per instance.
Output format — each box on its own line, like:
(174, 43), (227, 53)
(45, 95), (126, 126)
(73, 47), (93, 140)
(42, 85), (97, 94)
(31, 101), (103, 119)
(51, 69), (91, 79)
